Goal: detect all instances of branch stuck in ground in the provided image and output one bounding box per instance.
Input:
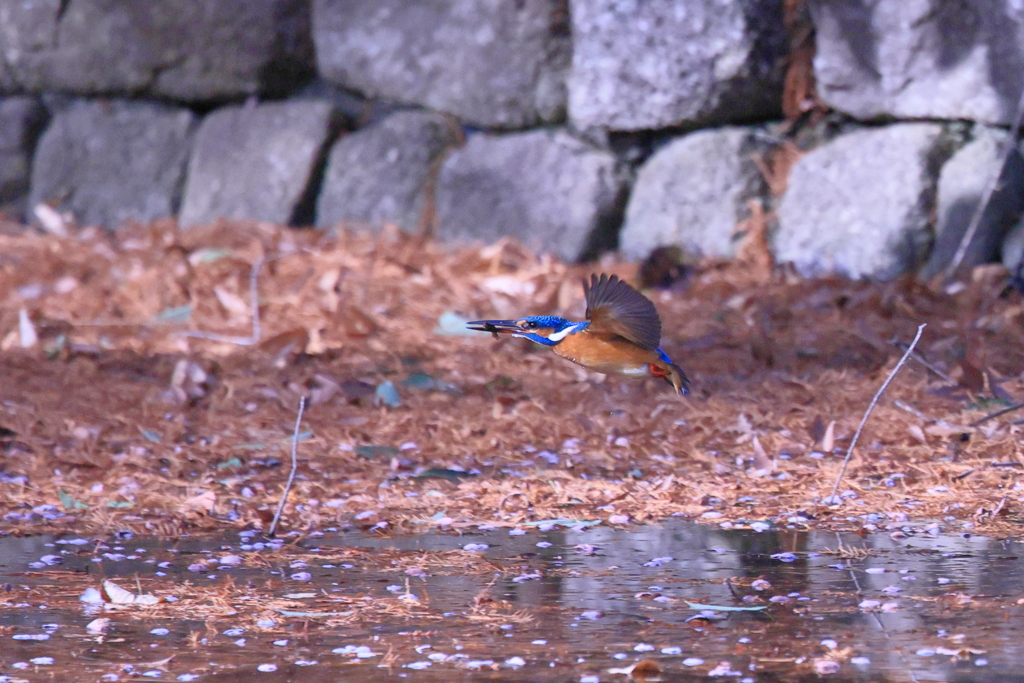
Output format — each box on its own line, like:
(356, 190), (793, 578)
(971, 401), (1024, 427)
(944, 81), (1024, 279)
(824, 324), (926, 506)
(888, 338), (953, 383)
(268, 395), (306, 537)
(184, 256), (265, 346)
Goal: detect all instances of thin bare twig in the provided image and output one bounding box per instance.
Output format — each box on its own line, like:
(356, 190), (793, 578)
(889, 338), (953, 383)
(183, 248), (317, 346)
(970, 401), (1024, 427)
(825, 324), (926, 505)
(952, 468), (975, 481)
(990, 495), (1008, 519)
(944, 82), (1024, 279)
(250, 255), (263, 342)
(268, 396), (306, 537)
(184, 256), (265, 345)
(893, 399), (932, 422)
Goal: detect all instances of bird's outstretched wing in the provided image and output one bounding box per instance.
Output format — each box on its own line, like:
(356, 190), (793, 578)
(583, 274), (661, 350)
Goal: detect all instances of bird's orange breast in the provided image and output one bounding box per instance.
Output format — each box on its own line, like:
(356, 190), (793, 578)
(553, 331), (659, 375)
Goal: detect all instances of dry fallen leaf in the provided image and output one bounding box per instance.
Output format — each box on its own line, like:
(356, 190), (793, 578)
(908, 424), (927, 443)
(102, 580), (160, 606)
(182, 490), (216, 514)
(33, 202), (69, 237)
(213, 285), (251, 317)
(86, 617), (110, 634)
(608, 659), (662, 680)
(822, 420), (836, 453)
(925, 422), (973, 438)
(752, 434), (771, 470)
(18, 308), (37, 348)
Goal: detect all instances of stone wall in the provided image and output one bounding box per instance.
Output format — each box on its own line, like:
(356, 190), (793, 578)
(4, 0), (1024, 278)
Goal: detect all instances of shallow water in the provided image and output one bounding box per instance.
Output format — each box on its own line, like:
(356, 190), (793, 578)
(0, 520), (1021, 682)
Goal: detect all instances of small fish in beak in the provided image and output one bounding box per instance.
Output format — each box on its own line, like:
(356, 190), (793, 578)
(466, 320), (520, 339)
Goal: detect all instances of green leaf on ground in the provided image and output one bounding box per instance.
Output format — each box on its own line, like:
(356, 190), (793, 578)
(139, 429), (162, 443)
(57, 489), (88, 510)
(686, 602), (767, 612)
(416, 468), (475, 482)
(355, 445), (401, 460)
(153, 305), (192, 324)
(188, 247), (233, 264)
(375, 381), (401, 407)
(216, 458), (244, 469)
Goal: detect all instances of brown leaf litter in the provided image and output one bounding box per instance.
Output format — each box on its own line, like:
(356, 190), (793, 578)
(1, 220), (1024, 538)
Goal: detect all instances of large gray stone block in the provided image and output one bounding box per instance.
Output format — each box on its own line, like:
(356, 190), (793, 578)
(316, 110), (461, 233)
(812, 0), (1024, 125)
(922, 127), (1024, 279)
(775, 124), (949, 279)
(620, 128), (766, 261)
(179, 101), (340, 228)
(568, 0), (787, 132)
(0, 97), (46, 207)
(435, 129), (624, 261)
(312, 0), (571, 129)
(29, 100), (195, 228)
(0, 0), (314, 101)
(1001, 218), (1024, 278)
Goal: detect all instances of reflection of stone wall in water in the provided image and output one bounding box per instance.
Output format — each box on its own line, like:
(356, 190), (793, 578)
(555, 522), (1001, 673)
(5, 0), (1024, 277)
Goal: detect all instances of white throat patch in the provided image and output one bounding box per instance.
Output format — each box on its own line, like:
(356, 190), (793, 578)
(547, 322), (583, 343)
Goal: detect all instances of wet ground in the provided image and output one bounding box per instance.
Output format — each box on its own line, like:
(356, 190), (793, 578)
(1, 521), (1020, 682)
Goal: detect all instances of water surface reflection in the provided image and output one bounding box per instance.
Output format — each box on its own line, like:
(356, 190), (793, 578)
(0, 520), (1019, 682)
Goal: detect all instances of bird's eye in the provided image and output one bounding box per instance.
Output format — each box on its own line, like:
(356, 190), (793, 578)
(523, 320), (538, 329)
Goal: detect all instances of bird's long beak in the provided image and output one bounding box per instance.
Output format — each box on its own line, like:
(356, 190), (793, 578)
(466, 319), (520, 338)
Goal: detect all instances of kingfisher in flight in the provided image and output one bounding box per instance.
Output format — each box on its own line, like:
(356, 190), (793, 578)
(467, 274), (690, 395)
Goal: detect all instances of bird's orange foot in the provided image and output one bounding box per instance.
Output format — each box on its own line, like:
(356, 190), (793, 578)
(648, 363), (667, 379)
